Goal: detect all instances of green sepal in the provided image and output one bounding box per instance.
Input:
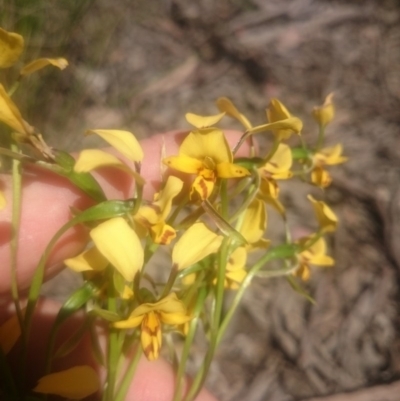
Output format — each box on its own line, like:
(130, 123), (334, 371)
(113, 270), (125, 295)
(54, 281), (97, 327)
(291, 147), (311, 160)
(234, 156), (265, 169)
(74, 199), (136, 223)
(266, 243), (299, 260)
(286, 275), (316, 304)
(89, 308), (120, 322)
(53, 150), (106, 202)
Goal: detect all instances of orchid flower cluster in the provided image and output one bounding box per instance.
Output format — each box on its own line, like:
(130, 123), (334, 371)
(0, 27), (347, 401)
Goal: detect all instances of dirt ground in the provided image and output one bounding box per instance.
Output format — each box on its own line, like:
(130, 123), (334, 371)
(3, 0), (400, 400)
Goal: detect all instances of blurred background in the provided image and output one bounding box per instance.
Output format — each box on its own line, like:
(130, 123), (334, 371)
(1, 0), (400, 400)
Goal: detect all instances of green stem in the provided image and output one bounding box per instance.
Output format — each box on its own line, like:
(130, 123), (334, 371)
(184, 238), (229, 401)
(173, 287), (207, 401)
(315, 125), (325, 150)
(220, 179), (228, 220)
(104, 268), (123, 401)
(217, 244), (297, 345)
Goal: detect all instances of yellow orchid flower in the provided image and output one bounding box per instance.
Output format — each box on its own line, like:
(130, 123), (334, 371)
(312, 93), (335, 128)
(185, 112), (225, 131)
(65, 217), (143, 282)
(163, 129), (250, 200)
(114, 293), (191, 361)
(293, 236), (334, 281)
(311, 143), (347, 188)
(172, 222), (223, 270)
(0, 27), (24, 68)
(238, 198), (270, 250)
(134, 176), (183, 244)
(33, 366), (100, 400)
(245, 98), (302, 140)
(308, 195), (338, 233)
(20, 57), (68, 76)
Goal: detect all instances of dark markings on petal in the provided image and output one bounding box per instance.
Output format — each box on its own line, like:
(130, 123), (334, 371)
(198, 179), (208, 200)
(160, 229), (175, 245)
(142, 324), (159, 337)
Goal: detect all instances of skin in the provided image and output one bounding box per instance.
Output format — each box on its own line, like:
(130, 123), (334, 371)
(0, 129), (248, 401)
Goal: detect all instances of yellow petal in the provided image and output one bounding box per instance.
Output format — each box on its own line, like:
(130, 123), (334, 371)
(172, 222), (223, 270)
(0, 83), (32, 135)
(160, 311), (191, 325)
(249, 117), (303, 138)
(298, 236), (334, 267)
(33, 366), (100, 399)
(20, 58), (68, 76)
(259, 178), (279, 200)
(135, 205), (160, 227)
(225, 268), (247, 288)
(185, 112), (225, 129)
(265, 98), (303, 140)
(0, 313), (21, 354)
(308, 195), (338, 233)
(163, 155), (204, 174)
(153, 176), (184, 219)
(179, 130), (232, 164)
(141, 311), (162, 361)
(74, 149), (145, 185)
(85, 129), (144, 162)
(216, 162), (250, 178)
(227, 247), (247, 271)
(267, 98), (292, 122)
(0, 190), (6, 210)
(312, 93), (334, 127)
(113, 314), (144, 329)
(311, 166), (332, 188)
(0, 28), (24, 68)
(261, 143), (293, 178)
(239, 198), (267, 244)
(90, 217), (143, 282)
(151, 222), (176, 245)
(314, 144), (348, 166)
(64, 247), (108, 273)
(294, 264), (311, 281)
(191, 175), (215, 200)
(216, 97), (252, 130)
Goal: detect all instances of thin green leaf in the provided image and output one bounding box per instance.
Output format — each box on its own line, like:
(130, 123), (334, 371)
(54, 282), (97, 327)
(286, 275), (316, 304)
(53, 320), (89, 359)
(54, 150), (106, 202)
